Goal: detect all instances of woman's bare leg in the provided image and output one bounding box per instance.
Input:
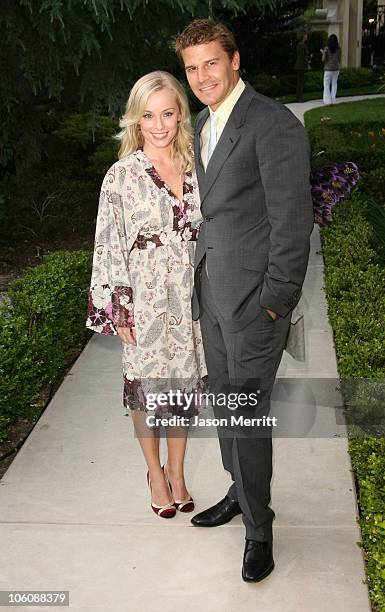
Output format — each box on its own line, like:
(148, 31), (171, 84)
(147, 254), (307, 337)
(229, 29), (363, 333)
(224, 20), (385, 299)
(131, 410), (173, 506)
(165, 426), (191, 501)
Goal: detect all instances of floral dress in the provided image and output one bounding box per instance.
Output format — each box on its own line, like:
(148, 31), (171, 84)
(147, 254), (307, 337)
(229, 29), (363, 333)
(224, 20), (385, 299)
(86, 149), (207, 416)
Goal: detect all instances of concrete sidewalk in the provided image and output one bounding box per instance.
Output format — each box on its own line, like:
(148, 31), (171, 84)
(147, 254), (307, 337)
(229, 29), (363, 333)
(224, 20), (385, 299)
(0, 97), (378, 612)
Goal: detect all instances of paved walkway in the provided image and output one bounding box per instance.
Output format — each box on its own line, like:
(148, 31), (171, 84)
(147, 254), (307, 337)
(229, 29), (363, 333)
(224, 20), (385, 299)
(1, 96), (381, 612)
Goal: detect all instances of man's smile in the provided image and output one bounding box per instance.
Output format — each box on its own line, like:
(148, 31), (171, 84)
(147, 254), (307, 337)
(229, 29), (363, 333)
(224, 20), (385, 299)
(199, 83), (217, 92)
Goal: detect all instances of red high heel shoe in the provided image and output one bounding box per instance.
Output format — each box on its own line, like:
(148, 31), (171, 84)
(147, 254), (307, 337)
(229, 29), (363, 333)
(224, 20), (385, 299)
(163, 464), (195, 513)
(146, 470), (176, 519)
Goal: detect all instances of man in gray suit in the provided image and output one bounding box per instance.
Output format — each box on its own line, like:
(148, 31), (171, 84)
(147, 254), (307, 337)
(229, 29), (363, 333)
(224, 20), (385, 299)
(175, 19), (314, 582)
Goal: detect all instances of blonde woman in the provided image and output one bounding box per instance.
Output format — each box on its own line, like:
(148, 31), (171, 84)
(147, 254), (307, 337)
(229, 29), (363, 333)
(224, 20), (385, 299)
(86, 72), (207, 519)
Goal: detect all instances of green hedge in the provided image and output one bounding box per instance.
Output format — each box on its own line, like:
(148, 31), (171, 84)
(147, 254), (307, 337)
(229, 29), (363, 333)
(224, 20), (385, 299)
(309, 124), (385, 172)
(0, 250), (92, 442)
(320, 197), (385, 610)
(321, 198), (385, 378)
(249, 67), (379, 98)
(306, 100), (385, 610)
(349, 437), (385, 609)
(305, 67), (377, 93)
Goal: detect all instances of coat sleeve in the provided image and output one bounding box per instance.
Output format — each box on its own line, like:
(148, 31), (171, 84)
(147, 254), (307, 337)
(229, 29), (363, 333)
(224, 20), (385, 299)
(257, 108), (314, 318)
(86, 161), (137, 335)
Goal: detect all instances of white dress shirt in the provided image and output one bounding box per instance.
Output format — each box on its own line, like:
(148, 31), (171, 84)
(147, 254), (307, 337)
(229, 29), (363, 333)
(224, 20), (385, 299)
(200, 78), (246, 170)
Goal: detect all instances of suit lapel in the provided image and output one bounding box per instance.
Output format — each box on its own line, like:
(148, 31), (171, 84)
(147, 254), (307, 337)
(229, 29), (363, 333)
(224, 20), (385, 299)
(193, 108), (209, 192)
(193, 83), (256, 206)
(200, 124), (240, 203)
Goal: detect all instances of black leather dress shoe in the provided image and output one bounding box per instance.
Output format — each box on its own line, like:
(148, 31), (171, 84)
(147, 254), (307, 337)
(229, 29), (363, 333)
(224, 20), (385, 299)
(242, 539), (274, 582)
(191, 496), (241, 527)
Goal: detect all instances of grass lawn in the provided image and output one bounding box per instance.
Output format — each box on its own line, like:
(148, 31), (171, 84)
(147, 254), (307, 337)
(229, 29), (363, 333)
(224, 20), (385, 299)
(304, 95), (385, 129)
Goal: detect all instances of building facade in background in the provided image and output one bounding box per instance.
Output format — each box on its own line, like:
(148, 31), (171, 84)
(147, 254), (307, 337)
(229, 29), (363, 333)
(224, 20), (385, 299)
(311, 0), (363, 67)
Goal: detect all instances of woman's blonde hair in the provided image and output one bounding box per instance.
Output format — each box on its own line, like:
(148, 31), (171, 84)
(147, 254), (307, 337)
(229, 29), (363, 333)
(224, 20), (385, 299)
(117, 71), (193, 173)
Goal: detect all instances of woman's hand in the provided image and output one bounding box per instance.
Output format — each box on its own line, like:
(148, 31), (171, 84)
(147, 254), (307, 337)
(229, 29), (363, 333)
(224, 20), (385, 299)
(266, 308), (278, 321)
(117, 326), (137, 345)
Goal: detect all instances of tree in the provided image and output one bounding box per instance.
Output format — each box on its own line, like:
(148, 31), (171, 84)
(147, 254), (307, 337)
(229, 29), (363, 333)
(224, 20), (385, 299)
(215, 0), (316, 77)
(1, 0), (282, 176)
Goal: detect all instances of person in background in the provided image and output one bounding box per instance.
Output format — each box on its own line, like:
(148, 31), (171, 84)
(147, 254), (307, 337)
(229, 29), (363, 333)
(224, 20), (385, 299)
(294, 31), (310, 103)
(321, 34), (341, 105)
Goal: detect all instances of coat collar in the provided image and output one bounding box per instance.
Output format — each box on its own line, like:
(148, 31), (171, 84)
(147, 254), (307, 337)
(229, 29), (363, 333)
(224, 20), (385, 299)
(195, 81), (255, 135)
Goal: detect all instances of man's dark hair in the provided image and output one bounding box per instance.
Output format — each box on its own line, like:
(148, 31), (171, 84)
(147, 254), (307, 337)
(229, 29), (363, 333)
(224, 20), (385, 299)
(174, 19), (238, 61)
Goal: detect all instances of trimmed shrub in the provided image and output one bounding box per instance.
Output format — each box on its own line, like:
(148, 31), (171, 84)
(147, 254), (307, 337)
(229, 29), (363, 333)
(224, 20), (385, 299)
(278, 73), (297, 95)
(321, 197), (385, 378)
(251, 67), (379, 98)
(320, 197), (385, 609)
(307, 120), (385, 174)
(304, 70), (324, 92)
(306, 67), (377, 93)
(250, 73), (282, 97)
(359, 167), (385, 201)
(349, 437), (385, 610)
(338, 67), (378, 88)
(306, 99), (385, 610)
(0, 250), (92, 442)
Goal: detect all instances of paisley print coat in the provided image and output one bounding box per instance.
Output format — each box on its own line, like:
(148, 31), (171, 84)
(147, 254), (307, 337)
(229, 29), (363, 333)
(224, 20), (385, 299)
(86, 150), (207, 413)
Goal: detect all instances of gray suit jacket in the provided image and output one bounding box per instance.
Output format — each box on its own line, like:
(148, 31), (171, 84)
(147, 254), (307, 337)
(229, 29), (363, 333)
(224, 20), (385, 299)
(192, 82), (314, 333)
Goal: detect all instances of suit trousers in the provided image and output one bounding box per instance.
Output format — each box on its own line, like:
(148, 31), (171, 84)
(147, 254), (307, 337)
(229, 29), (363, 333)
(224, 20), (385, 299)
(199, 264), (291, 542)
